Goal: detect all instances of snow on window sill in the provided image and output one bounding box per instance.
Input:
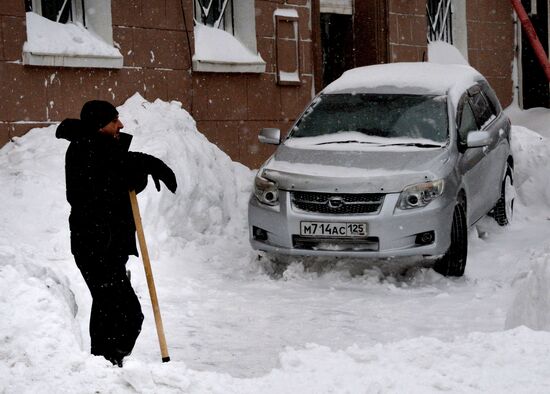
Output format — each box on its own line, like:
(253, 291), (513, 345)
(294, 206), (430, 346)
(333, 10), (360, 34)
(192, 23), (265, 73)
(22, 12), (123, 69)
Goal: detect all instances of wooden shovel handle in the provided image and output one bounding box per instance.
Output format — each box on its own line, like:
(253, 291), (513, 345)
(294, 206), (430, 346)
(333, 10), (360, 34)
(129, 190), (170, 362)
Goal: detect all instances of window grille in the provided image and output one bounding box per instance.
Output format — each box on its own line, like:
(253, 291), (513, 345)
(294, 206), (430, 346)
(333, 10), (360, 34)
(25, 0), (86, 26)
(427, 0), (453, 43)
(194, 0), (234, 34)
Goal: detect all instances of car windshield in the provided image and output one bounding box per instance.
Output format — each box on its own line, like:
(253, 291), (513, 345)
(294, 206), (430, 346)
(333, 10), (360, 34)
(289, 93), (448, 144)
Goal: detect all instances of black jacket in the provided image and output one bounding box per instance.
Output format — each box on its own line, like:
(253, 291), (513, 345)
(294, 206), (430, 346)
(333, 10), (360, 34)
(56, 119), (148, 258)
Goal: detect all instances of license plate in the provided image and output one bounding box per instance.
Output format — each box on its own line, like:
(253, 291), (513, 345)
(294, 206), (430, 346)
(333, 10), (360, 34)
(300, 222), (368, 237)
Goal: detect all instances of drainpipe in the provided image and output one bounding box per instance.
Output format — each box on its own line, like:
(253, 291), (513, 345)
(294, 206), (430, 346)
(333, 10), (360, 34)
(510, 0), (550, 82)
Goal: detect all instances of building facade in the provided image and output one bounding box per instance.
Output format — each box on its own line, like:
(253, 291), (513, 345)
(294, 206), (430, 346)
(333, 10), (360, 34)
(0, 0), (522, 169)
(314, 0), (515, 108)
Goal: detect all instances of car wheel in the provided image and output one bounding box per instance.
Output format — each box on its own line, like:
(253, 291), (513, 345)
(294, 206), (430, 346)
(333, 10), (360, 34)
(493, 167), (514, 226)
(433, 203), (468, 277)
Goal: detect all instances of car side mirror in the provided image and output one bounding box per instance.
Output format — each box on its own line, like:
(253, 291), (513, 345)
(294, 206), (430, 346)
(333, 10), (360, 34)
(258, 128), (281, 145)
(466, 131), (490, 148)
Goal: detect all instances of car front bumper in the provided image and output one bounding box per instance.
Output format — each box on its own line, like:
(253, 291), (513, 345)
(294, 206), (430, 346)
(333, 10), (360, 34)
(248, 190), (454, 259)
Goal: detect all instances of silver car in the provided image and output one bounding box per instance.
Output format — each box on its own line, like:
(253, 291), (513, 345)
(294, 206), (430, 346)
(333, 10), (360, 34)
(248, 62), (514, 277)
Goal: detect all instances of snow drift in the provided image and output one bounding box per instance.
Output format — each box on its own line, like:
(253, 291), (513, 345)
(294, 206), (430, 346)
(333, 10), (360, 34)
(3, 94), (550, 392)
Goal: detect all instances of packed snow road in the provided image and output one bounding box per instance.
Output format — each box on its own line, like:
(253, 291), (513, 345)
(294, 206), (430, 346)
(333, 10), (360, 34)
(128, 211), (550, 378)
(3, 96), (550, 392)
(114, 99), (550, 379)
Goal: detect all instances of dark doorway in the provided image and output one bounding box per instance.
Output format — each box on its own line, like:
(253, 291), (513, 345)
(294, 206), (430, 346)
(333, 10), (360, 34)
(320, 13), (354, 87)
(521, 0), (549, 109)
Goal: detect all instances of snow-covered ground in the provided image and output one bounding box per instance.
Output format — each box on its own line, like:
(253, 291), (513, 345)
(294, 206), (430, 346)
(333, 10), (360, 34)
(2, 92), (550, 393)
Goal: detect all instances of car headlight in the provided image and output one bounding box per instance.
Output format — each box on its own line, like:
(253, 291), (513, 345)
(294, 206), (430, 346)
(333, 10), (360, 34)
(254, 173), (279, 206)
(397, 180), (444, 209)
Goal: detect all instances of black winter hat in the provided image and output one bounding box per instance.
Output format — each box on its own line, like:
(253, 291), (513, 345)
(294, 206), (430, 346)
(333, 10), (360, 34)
(80, 100), (119, 130)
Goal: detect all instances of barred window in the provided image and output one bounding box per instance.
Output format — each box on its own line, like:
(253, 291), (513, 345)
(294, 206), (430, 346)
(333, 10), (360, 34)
(25, 0), (82, 25)
(427, 0), (453, 43)
(192, 0), (265, 73)
(194, 0), (234, 34)
(23, 0), (121, 69)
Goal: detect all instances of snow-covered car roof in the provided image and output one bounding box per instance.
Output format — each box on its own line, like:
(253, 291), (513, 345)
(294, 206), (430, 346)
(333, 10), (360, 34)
(323, 62), (484, 108)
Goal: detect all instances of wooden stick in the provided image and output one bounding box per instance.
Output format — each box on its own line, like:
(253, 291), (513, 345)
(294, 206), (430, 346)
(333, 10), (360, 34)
(129, 190), (170, 362)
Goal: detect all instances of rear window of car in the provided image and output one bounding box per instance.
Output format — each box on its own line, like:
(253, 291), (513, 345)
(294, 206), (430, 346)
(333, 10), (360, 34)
(290, 93), (448, 143)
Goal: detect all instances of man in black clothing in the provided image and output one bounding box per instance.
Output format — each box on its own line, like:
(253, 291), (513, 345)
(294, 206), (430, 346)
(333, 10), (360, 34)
(56, 100), (177, 366)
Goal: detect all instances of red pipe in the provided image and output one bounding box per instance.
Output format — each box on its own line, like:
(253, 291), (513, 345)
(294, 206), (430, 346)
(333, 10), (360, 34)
(510, 0), (550, 82)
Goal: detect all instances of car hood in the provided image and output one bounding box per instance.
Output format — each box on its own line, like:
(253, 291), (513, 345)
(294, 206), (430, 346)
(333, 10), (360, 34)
(261, 144), (451, 193)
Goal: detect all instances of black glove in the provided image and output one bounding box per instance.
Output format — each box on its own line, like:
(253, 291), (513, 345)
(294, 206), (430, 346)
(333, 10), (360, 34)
(127, 152), (177, 193)
(149, 157), (177, 193)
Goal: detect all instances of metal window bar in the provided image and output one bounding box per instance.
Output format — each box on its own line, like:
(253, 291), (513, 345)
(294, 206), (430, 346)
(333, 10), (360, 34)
(38, 0), (73, 23)
(194, 0), (234, 33)
(427, 0), (453, 43)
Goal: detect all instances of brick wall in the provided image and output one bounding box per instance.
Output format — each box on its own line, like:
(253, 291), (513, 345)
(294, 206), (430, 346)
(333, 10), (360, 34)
(0, 0), (314, 169)
(197, 0), (314, 168)
(0, 0), (517, 164)
(0, 0), (34, 144)
(388, 0), (428, 62)
(466, 0), (514, 107)
(386, 0), (514, 107)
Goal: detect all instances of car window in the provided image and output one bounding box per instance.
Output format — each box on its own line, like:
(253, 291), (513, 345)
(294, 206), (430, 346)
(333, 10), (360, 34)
(458, 101), (477, 146)
(468, 88), (494, 128)
(290, 93), (449, 143)
(479, 81), (502, 115)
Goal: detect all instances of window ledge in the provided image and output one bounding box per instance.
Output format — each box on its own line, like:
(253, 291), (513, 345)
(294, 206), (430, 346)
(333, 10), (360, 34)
(23, 51), (123, 69)
(193, 23), (265, 74)
(23, 12), (122, 69)
(192, 58), (266, 73)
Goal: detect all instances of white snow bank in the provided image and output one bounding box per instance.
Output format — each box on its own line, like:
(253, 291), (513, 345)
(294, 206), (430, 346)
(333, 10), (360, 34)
(4, 95), (550, 391)
(510, 125), (550, 210)
(507, 104), (550, 139)
(115, 94), (253, 242)
(0, 94), (255, 391)
(506, 251), (550, 331)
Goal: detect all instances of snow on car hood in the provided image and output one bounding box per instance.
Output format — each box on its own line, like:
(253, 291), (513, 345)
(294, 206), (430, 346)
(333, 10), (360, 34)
(262, 143), (451, 193)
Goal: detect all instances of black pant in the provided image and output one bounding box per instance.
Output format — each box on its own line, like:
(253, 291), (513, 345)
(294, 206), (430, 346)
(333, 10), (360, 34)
(74, 252), (144, 364)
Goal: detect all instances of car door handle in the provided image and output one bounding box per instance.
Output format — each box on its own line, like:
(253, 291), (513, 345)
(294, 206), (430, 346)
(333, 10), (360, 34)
(482, 146), (489, 155)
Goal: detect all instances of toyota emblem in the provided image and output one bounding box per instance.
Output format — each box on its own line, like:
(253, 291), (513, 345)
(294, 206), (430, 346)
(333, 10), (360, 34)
(327, 197), (344, 208)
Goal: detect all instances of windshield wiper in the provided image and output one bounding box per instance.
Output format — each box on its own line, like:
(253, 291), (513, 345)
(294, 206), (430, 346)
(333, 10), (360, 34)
(378, 142), (444, 148)
(315, 140), (382, 146)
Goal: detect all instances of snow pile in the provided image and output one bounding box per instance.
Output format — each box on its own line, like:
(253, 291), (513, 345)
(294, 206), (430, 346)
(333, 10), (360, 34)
(0, 94), (254, 391)
(506, 105), (550, 139)
(115, 94), (252, 242)
(506, 251), (550, 331)
(510, 126), (550, 210)
(4, 94), (550, 391)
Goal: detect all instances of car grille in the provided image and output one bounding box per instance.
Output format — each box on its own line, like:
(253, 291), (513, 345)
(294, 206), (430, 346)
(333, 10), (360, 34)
(293, 235), (379, 251)
(291, 191), (385, 215)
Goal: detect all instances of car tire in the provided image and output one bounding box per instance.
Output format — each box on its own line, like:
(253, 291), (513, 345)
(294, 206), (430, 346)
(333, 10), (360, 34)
(433, 203), (468, 277)
(493, 167), (514, 226)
